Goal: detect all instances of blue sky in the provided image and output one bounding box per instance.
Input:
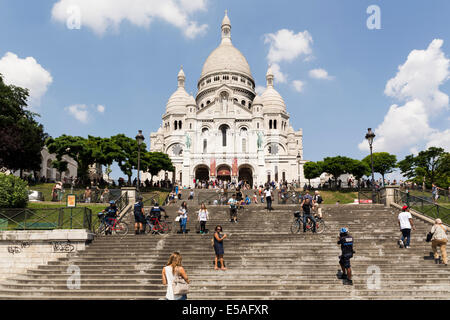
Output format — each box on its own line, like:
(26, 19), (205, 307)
(1, 0), (449, 180)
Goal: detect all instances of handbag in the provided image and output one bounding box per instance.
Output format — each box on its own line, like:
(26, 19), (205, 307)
(426, 232), (433, 242)
(175, 216), (180, 222)
(172, 269), (189, 295)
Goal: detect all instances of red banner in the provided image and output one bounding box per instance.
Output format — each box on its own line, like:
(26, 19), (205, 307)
(232, 158), (238, 177)
(210, 158), (216, 177)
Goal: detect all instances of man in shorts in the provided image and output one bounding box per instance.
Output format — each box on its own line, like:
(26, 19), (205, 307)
(228, 194), (238, 223)
(133, 196), (145, 235)
(337, 227), (354, 285)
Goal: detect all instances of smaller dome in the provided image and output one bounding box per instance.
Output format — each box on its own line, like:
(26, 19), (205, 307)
(166, 87), (190, 113)
(261, 87), (286, 112)
(222, 10), (231, 27)
(253, 95), (263, 105)
(178, 67), (185, 78)
(187, 95), (196, 106)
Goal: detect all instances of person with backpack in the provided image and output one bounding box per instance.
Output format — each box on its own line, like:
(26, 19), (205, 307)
(430, 218), (448, 265)
(133, 196), (145, 235)
(397, 206), (415, 249)
(147, 202), (166, 234)
(102, 200), (118, 235)
(228, 194), (238, 223)
(337, 227), (354, 285)
(312, 191), (323, 218)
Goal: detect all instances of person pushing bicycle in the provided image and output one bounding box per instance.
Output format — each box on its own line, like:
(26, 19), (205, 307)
(301, 198), (316, 233)
(102, 200), (118, 235)
(147, 202), (166, 232)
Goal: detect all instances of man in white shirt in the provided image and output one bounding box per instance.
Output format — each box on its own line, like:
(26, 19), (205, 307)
(398, 206), (415, 248)
(264, 186), (273, 211)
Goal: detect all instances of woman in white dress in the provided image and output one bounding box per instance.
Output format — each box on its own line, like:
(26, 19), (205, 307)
(162, 252), (190, 300)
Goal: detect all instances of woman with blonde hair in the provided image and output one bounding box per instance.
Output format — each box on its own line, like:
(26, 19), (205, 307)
(162, 252), (190, 300)
(430, 219), (448, 266)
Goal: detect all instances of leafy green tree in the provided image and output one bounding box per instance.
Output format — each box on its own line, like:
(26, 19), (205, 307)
(0, 173), (29, 208)
(398, 147), (449, 188)
(321, 156), (354, 188)
(111, 134), (142, 184)
(362, 152), (397, 186)
(303, 161), (323, 185)
(349, 160), (370, 184)
(141, 152), (175, 183)
(0, 74), (47, 177)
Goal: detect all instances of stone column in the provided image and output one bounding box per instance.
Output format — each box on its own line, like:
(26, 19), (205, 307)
(121, 187), (136, 204)
(384, 185), (398, 208)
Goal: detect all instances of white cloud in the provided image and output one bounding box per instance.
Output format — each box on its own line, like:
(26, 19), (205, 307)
(97, 105), (105, 113)
(358, 39), (450, 154)
(309, 68), (333, 80)
(51, 0), (208, 38)
(0, 52), (53, 106)
(264, 29), (313, 64)
(65, 104), (89, 123)
(385, 39), (449, 113)
(255, 85), (265, 95)
(292, 80), (305, 93)
(271, 63), (287, 83)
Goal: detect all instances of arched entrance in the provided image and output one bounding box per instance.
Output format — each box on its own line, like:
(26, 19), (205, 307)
(238, 166), (253, 187)
(216, 164), (231, 182)
(195, 165), (210, 182)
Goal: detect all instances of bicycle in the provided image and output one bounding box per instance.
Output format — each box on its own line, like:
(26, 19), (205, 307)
(96, 212), (129, 236)
(290, 211), (325, 234)
(144, 215), (171, 235)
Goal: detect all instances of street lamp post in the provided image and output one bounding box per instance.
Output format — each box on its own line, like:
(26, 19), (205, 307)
(296, 152), (301, 188)
(365, 128), (376, 203)
(135, 130), (145, 193)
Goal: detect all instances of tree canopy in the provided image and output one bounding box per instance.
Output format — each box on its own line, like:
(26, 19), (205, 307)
(303, 161), (323, 184)
(362, 152), (397, 186)
(0, 74), (47, 175)
(321, 156), (354, 184)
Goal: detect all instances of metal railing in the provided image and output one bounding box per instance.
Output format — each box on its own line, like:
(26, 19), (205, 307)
(357, 189), (382, 204)
(67, 188), (122, 204)
(394, 189), (450, 224)
(0, 207), (93, 231)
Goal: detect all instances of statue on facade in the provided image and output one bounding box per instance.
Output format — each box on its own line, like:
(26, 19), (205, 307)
(185, 133), (192, 150)
(257, 131), (264, 150)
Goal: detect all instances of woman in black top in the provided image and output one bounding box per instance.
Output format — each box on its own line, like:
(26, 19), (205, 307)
(302, 198), (316, 233)
(213, 225), (227, 271)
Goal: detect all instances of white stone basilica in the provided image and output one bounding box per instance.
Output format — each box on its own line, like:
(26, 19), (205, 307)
(147, 12), (306, 188)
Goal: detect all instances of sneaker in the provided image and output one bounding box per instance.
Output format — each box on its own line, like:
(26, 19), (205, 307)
(405, 246), (410, 249)
(398, 240), (404, 248)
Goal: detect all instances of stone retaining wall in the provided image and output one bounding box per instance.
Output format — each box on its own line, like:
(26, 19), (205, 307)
(0, 230), (94, 281)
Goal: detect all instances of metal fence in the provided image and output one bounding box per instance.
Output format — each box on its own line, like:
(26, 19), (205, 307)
(394, 189), (450, 224)
(0, 207), (93, 231)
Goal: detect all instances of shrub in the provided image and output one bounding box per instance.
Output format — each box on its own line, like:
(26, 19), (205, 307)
(0, 173), (29, 208)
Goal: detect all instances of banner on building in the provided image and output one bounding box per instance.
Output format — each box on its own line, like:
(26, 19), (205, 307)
(210, 158), (216, 177)
(232, 158), (238, 177)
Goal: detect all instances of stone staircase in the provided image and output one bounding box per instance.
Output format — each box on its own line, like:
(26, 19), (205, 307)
(0, 203), (448, 300)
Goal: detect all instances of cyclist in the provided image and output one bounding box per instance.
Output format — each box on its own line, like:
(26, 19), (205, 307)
(301, 198), (316, 233)
(337, 227), (354, 285)
(102, 200), (118, 235)
(147, 202), (166, 234)
(134, 196), (145, 235)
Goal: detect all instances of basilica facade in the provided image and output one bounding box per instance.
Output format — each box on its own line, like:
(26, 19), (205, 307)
(147, 12), (306, 188)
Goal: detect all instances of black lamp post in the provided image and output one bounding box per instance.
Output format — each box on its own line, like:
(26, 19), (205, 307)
(365, 128), (376, 203)
(135, 130), (145, 192)
(296, 152), (301, 188)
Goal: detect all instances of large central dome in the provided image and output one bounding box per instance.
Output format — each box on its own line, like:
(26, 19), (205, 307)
(201, 43), (252, 78)
(200, 11), (253, 80)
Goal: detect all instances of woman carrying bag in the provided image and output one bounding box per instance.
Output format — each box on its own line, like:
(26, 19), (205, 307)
(430, 219), (448, 265)
(162, 252), (190, 300)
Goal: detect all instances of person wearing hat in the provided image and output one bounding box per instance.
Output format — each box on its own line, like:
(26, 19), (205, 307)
(398, 206), (415, 249)
(102, 200), (118, 235)
(337, 227), (354, 285)
(430, 218), (448, 265)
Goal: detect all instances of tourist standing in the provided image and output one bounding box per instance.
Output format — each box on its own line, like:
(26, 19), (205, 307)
(178, 202), (189, 234)
(264, 186), (273, 211)
(228, 194), (238, 223)
(398, 206), (415, 249)
(337, 227), (354, 285)
(312, 191), (323, 218)
(430, 219), (448, 265)
(84, 187), (92, 203)
(213, 226), (227, 271)
(302, 198), (316, 233)
(198, 202), (209, 234)
(162, 252), (190, 300)
(133, 196), (145, 235)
